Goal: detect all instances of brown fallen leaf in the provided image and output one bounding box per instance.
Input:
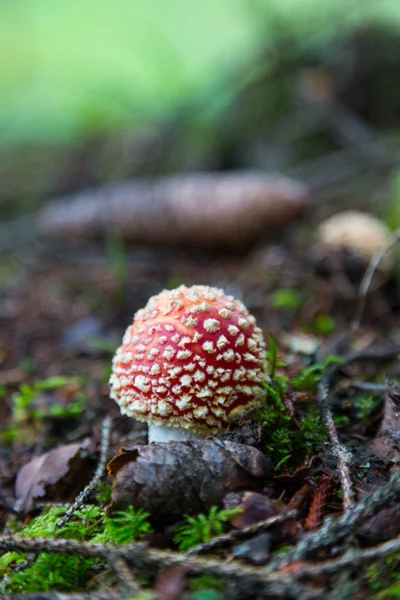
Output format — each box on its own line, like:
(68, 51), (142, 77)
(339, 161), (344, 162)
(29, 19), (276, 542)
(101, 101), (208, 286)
(38, 172), (309, 249)
(223, 490), (300, 551)
(107, 439), (274, 521)
(223, 491), (281, 528)
(15, 439), (93, 513)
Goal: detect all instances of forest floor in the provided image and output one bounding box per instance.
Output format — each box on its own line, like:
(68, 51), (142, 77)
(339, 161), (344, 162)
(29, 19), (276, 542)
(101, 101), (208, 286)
(1, 200), (400, 599)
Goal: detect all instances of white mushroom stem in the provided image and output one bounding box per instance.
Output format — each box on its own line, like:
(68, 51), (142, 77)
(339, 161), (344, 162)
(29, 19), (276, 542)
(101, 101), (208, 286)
(148, 423), (206, 444)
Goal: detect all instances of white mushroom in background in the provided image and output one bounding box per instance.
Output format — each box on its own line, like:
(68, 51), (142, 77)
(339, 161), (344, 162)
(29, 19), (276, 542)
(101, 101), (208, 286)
(316, 210), (394, 273)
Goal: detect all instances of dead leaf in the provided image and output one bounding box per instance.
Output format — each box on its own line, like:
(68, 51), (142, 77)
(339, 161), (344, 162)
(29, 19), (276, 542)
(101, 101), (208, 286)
(15, 439), (93, 513)
(107, 439), (274, 521)
(223, 491), (281, 528)
(223, 490), (300, 549)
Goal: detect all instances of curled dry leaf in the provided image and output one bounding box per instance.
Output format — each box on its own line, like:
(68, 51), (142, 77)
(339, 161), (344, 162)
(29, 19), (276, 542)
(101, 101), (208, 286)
(223, 490), (300, 549)
(15, 439), (93, 513)
(223, 491), (281, 528)
(107, 439), (274, 520)
(39, 172), (309, 249)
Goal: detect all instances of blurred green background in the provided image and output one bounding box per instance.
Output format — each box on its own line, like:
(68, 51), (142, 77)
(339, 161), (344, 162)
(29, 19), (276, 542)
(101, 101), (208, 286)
(1, 0), (400, 223)
(2, 0), (398, 149)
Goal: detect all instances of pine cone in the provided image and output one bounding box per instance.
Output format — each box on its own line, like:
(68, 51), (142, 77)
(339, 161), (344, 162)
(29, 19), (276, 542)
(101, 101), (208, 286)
(107, 439), (274, 521)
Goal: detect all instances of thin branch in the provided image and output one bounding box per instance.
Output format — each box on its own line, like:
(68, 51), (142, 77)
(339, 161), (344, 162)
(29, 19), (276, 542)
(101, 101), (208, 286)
(186, 510), (298, 556)
(352, 228), (400, 331)
(1, 530), (398, 599)
(0, 535), (326, 599)
(290, 534), (400, 578)
(318, 376), (355, 512)
(267, 469), (400, 572)
(58, 416), (112, 528)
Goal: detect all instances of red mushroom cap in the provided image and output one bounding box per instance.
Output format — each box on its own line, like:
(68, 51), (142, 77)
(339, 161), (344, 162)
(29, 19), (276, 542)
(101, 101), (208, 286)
(110, 285), (267, 435)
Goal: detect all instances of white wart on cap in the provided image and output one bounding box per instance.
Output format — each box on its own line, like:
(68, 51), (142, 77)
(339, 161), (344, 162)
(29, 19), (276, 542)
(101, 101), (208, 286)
(110, 285), (267, 442)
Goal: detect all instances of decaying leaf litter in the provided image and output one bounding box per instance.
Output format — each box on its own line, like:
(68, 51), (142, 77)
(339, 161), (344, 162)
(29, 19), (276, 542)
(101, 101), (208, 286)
(2, 25), (400, 600)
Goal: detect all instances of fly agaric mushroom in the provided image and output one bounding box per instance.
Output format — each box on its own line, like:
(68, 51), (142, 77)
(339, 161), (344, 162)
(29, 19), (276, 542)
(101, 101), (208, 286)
(110, 285), (267, 443)
(316, 211), (394, 272)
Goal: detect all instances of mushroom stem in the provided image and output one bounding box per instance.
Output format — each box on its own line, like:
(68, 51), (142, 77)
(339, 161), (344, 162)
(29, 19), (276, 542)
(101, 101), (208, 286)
(148, 424), (205, 444)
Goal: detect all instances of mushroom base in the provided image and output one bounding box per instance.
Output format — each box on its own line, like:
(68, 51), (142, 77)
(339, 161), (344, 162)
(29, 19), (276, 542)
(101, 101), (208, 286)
(148, 423), (205, 444)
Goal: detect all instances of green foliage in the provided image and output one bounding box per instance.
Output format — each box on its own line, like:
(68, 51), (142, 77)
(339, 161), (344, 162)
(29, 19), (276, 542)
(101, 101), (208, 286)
(6, 553), (98, 593)
(12, 376), (85, 420)
(313, 315), (336, 335)
(106, 233), (128, 286)
(353, 395), (378, 421)
(13, 376), (71, 411)
(261, 334), (331, 470)
(262, 401), (328, 471)
(3, 375), (86, 444)
(265, 333), (288, 392)
(190, 576), (225, 591)
(102, 507), (153, 544)
(173, 507), (242, 551)
(365, 552), (400, 595)
(1, 504), (153, 593)
(1, 506), (104, 593)
(387, 170), (400, 230)
(292, 355), (343, 393)
(192, 591), (227, 600)
(95, 482), (113, 505)
(334, 415), (350, 427)
(272, 289), (302, 312)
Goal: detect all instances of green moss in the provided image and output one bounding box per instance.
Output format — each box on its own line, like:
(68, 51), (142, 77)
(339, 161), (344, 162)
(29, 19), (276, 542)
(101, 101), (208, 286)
(2, 375), (87, 445)
(1, 504), (153, 593)
(173, 507), (242, 551)
(365, 553), (400, 596)
(259, 335), (332, 471)
(272, 289), (302, 312)
(100, 507), (153, 544)
(353, 395), (378, 421)
(313, 315), (336, 335)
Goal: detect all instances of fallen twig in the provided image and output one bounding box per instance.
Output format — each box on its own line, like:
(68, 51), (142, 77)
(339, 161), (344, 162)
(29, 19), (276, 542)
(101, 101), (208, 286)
(185, 510), (298, 556)
(318, 375), (355, 512)
(0, 535), (327, 599)
(267, 469), (400, 572)
(58, 417), (112, 529)
(287, 534), (400, 578)
(1, 529), (399, 599)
